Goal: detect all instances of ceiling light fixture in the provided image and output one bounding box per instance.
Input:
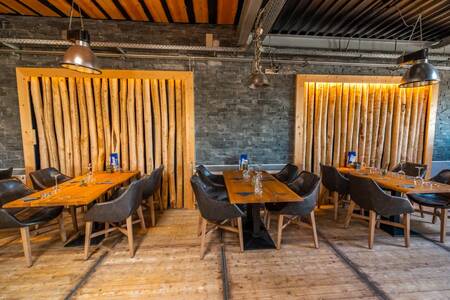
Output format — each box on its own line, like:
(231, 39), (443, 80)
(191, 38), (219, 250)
(60, 0), (101, 74)
(397, 48), (440, 88)
(247, 11), (269, 89)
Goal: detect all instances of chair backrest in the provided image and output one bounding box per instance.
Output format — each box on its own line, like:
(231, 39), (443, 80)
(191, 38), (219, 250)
(0, 168), (13, 180)
(348, 174), (414, 216)
(0, 178), (33, 207)
(85, 179), (144, 223)
(320, 164), (349, 194)
(196, 165), (224, 186)
(29, 167), (71, 190)
(281, 171), (320, 216)
(274, 163), (299, 183)
(391, 162), (427, 178)
(431, 169), (450, 184)
(191, 175), (242, 222)
(142, 166), (164, 199)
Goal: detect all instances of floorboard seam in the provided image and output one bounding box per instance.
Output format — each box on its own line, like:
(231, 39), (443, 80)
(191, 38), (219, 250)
(64, 236), (123, 300)
(317, 230), (391, 300)
(219, 230), (230, 300)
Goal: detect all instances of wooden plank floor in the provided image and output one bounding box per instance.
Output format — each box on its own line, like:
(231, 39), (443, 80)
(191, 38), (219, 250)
(0, 205), (449, 299)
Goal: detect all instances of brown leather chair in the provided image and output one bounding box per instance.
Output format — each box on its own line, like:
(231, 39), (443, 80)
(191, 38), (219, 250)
(29, 167), (72, 190)
(320, 164), (350, 220)
(0, 167), (13, 180)
(274, 163), (299, 184)
(141, 166), (163, 226)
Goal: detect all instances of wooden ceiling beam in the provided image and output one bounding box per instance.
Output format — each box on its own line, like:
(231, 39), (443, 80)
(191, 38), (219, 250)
(47, 0), (79, 16)
(166, 0), (188, 23)
(193, 0), (208, 23)
(0, 2), (14, 13)
(18, 0), (59, 16)
(75, 0), (107, 19)
(118, 0), (147, 21)
(96, 0), (125, 20)
(0, 0), (36, 15)
(217, 0), (238, 24)
(142, 0), (167, 22)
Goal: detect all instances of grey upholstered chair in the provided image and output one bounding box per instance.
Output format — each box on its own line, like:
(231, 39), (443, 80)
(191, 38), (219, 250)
(0, 167), (13, 180)
(345, 174), (414, 249)
(84, 179), (146, 259)
(29, 167), (72, 190)
(0, 179), (66, 267)
(141, 166), (163, 226)
(274, 163), (299, 184)
(196, 165), (225, 188)
(431, 169), (450, 185)
(320, 164), (350, 220)
(191, 175), (244, 259)
(391, 162), (427, 178)
(266, 171), (320, 249)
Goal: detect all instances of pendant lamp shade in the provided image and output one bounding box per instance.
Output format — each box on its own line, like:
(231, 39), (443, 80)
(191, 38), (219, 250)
(399, 59), (440, 88)
(61, 30), (101, 75)
(248, 72), (270, 89)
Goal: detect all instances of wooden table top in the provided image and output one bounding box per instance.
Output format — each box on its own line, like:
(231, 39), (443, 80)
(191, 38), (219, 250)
(223, 170), (302, 204)
(338, 167), (450, 194)
(3, 171), (139, 208)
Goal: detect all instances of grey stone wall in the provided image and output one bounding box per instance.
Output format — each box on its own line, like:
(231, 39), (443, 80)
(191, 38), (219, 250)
(0, 16), (449, 168)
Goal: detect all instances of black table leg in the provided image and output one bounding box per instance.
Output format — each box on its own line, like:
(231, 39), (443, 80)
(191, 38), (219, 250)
(242, 203), (276, 250)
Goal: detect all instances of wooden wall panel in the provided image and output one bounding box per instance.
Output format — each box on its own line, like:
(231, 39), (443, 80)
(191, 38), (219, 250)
(294, 75), (438, 177)
(17, 68), (195, 209)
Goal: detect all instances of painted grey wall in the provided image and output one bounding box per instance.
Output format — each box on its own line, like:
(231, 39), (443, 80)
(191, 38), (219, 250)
(0, 16), (449, 168)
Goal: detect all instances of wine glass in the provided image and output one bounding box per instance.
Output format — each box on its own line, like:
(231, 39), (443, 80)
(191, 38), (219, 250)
(415, 166), (424, 186)
(52, 173), (60, 194)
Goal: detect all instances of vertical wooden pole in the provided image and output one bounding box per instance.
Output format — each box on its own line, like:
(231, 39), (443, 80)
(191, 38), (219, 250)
(151, 79), (162, 170)
(294, 77), (305, 168)
(84, 78), (99, 171)
(305, 83), (315, 172)
(313, 83), (323, 174)
(127, 79), (137, 171)
(51, 77), (66, 173)
(340, 83), (349, 166)
(76, 78), (89, 174)
(401, 88), (413, 162)
(58, 78), (74, 176)
(352, 84), (362, 157)
(364, 84), (375, 165)
(167, 79), (177, 207)
(135, 79), (145, 175)
(375, 85), (388, 168)
(93, 78), (105, 171)
(183, 76), (195, 209)
(159, 80), (169, 208)
(358, 84), (368, 163)
(143, 79), (154, 173)
(320, 83), (328, 167)
(68, 78), (81, 176)
(120, 78), (129, 170)
(101, 78), (111, 167)
(346, 84), (356, 155)
(42, 76), (59, 169)
(407, 87), (419, 162)
(175, 79), (184, 208)
(110, 78), (121, 156)
(332, 83), (342, 167)
(370, 85), (381, 166)
(30, 77), (49, 169)
(326, 83), (336, 165)
(382, 85), (395, 169)
(423, 85), (439, 178)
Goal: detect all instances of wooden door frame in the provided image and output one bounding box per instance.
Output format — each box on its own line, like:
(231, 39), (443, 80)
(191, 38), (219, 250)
(16, 67), (196, 208)
(293, 74), (439, 178)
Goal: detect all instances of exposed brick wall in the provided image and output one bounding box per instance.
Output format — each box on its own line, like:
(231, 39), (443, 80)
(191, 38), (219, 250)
(0, 16), (449, 168)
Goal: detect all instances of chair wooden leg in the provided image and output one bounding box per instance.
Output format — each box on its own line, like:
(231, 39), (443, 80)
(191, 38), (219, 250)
(276, 215), (284, 250)
(403, 213), (410, 248)
(197, 212), (203, 237)
(344, 200), (356, 228)
(368, 211), (376, 249)
(310, 211), (319, 249)
(19, 227), (32, 267)
(137, 205), (146, 230)
(237, 217), (244, 252)
(105, 222), (110, 238)
(419, 204), (425, 218)
(200, 218), (207, 259)
(432, 208), (438, 224)
(440, 208), (447, 243)
(84, 221), (93, 260)
(70, 206), (78, 231)
(266, 211), (271, 230)
(333, 192), (339, 221)
(126, 216), (134, 258)
(149, 196), (156, 227)
(58, 213), (67, 242)
(360, 208), (365, 216)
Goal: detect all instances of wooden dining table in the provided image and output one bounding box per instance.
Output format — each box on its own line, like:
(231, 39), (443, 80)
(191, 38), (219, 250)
(223, 170), (302, 250)
(4, 171), (139, 246)
(338, 167), (450, 235)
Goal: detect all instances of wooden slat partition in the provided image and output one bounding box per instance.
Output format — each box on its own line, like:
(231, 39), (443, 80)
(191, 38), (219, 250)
(294, 75), (438, 178)
(16, 68), (195, 209)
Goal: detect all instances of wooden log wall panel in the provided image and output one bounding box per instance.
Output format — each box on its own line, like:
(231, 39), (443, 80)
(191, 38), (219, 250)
(143, 0), (168, 22)
(294, 77), (305, 168)
(294, 75), (437, 176)
(16, 68), (195, 208)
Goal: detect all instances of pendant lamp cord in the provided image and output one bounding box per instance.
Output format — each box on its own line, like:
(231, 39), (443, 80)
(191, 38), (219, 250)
(68, 0), (84, 31)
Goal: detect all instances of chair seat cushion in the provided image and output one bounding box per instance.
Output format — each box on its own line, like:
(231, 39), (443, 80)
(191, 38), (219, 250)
(408, 193), (450, 208)
(15, 206), (63, 226)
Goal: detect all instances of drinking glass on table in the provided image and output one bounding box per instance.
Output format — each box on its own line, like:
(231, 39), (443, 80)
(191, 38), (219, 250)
(414, 166), (424, 186)
(52, 174), (60, 194)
